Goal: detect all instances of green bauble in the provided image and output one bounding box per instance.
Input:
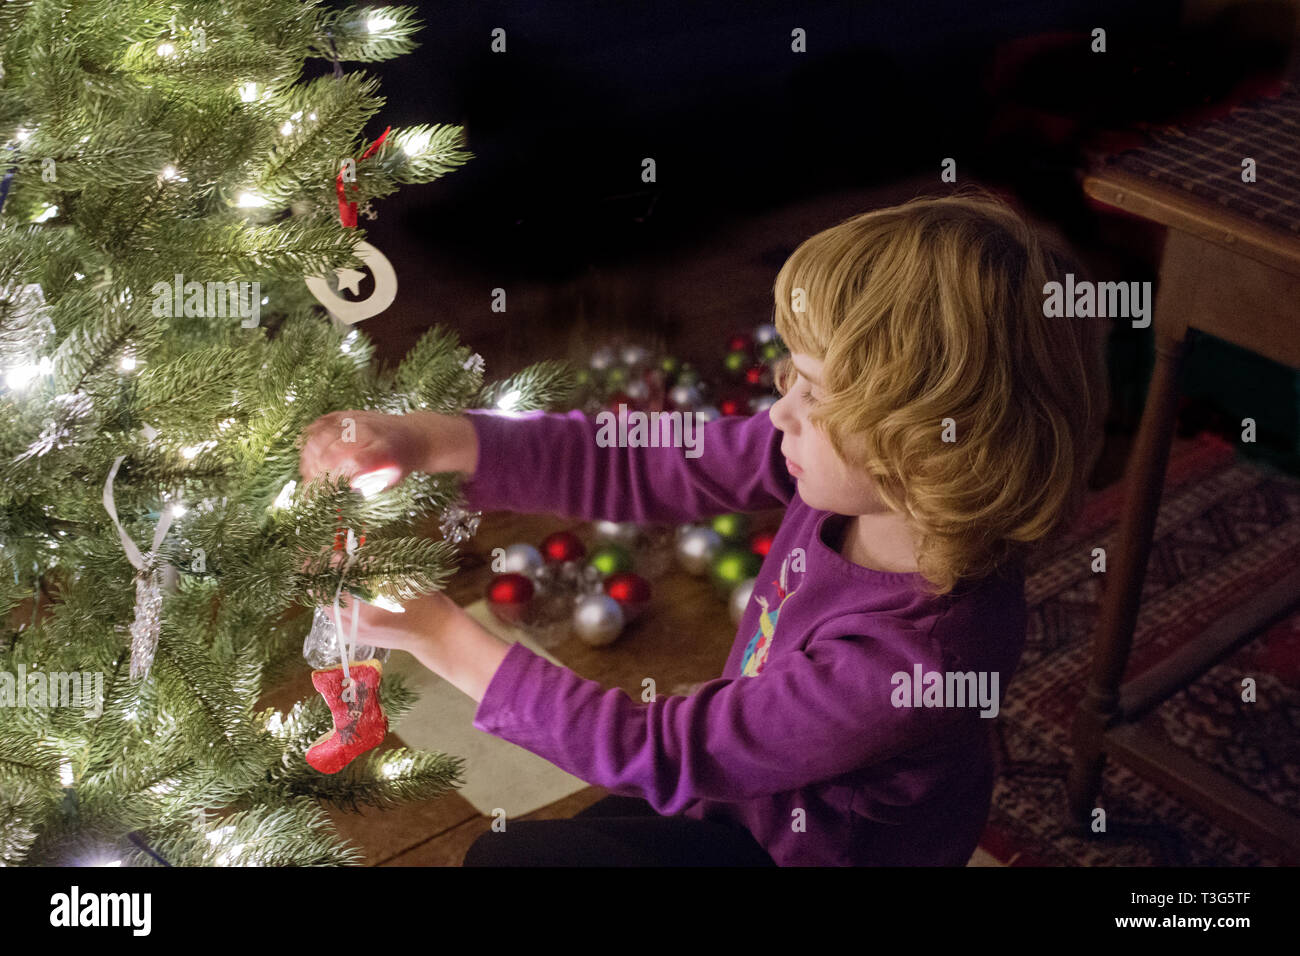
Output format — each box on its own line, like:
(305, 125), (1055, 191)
(660, 355), (681, 376)
(711, 548), (761, 593)
(676, 364), (699, 387)
(588, 544), (634, 576)
(759, 341), (784, 362)
(605, 366), (628, 386)
(575, 368), (593, 386)
(710, 512), (749, 543)
(723, 350), (748, 375)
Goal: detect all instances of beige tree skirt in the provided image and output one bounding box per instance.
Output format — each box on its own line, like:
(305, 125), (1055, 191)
(386, 600), (590, 818)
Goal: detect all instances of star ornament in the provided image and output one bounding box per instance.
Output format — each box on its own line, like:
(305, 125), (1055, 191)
(303, 240), (397, 325)
(335, 267), (366, 296)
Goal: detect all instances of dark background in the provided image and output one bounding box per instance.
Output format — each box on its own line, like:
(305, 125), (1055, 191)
(317, 0), (1300, 472)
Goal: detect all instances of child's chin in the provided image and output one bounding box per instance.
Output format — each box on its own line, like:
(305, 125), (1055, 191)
(795, 481), (823, 506)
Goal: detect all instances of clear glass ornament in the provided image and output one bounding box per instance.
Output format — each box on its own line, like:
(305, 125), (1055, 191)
(302, 606), (390, 670)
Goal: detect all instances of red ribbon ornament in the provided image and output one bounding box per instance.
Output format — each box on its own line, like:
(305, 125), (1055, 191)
(336, 126), (391, 228)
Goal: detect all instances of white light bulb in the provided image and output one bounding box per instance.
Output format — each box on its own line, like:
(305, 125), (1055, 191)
(272, 479), (296, 510)
(237, 192), (269, 208)
(119, 353), (137, 372)
(279, 121), (293, 136)
(4, 357), (51, 390)
(497, 388), (523, 411)
(368, 16), (396, 32)
(33, 204), (58, 223)
(169, 501), (187, 518)
(180, 442), (212, 460)
(157, 42), (175, 57)
(353, 467), (399, 498)
(206, 825), (235, 846)
(215, 843), (246, 866)
(15, 127), (30, 141)
(370, 595), (405, 613)
(382, 755), (414, 779)
(239, 82), (258, 102)
(404, 131), (431, 156)
(59, 760), (73, 787)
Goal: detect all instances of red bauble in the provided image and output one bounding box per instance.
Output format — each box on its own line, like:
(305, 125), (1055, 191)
(750, 531), (775, 557)
(719, 397), (742, 416)
(487, 573), (534, 624)
(727, 333), (751, 352)
(604, 571), (652, 619)
(540, 530), (586, 563)
(744, 366), (764, 386)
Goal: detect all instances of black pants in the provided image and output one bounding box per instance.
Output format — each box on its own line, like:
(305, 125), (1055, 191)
(462, 795), (778, 866)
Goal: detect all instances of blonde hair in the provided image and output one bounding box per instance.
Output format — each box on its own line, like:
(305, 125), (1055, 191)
(773, 187), (1109, 596)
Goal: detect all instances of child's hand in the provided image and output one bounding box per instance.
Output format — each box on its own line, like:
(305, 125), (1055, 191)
(346, 590), (463, 658)
(299, 410), (478, 494)
(348, 591), (513, 703)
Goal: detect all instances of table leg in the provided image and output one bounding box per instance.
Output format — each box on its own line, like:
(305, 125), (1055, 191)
(1067, 328), (1190, 826)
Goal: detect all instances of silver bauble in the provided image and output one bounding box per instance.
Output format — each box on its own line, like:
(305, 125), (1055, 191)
(572, 593), (624, 646)
(729, 577), (757, 625)
(621, 344), (651, 368)
(750, 394), (778, 414)
(500, 542), (543, 576)
(695, 405), (720, 424)
(754, 323), (778, 344)
(624, 378), (649, 401)
(592, 519), (640, 547)
(676, 526), (723, 575)
(590, 346), (615, 371)
(668, 384), (701, 408)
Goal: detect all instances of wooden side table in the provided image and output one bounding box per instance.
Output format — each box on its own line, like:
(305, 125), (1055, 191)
(1068, 164), (1300, 862)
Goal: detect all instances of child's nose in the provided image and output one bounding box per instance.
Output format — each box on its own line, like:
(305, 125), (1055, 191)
(768, 392), (794, 432)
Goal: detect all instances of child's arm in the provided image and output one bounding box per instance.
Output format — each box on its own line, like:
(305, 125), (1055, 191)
(300, 407), (795, 524)
(460, 407), (794, 523)
(354, 592), (981, 813)
(484, 628), (982, 813)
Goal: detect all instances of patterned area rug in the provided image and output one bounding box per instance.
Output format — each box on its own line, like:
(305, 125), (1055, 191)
(981, 431), (1300, 865)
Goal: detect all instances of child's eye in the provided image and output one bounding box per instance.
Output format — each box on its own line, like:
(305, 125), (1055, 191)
(801, 389), (817, 406)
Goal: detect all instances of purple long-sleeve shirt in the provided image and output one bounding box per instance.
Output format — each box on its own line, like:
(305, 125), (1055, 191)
(462, 408), (1027, 866)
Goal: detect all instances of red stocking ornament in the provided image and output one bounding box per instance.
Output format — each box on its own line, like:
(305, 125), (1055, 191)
(305, 658), (388, 774)
(302, 524), (389, 773)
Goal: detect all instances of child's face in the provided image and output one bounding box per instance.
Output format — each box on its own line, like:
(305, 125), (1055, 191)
(768, 353), (892, 516)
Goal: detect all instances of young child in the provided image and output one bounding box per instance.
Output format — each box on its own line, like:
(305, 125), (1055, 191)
(298, 188), (1109, 866)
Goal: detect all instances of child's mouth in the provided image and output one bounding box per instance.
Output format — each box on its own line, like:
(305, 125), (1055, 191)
(785, 457), (804, 477)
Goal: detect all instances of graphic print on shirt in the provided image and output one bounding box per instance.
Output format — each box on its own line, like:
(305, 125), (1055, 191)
(740, 549), (803, 676)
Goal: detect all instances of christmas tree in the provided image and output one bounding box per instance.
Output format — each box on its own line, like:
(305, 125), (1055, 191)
(0, 1), (569, 865)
